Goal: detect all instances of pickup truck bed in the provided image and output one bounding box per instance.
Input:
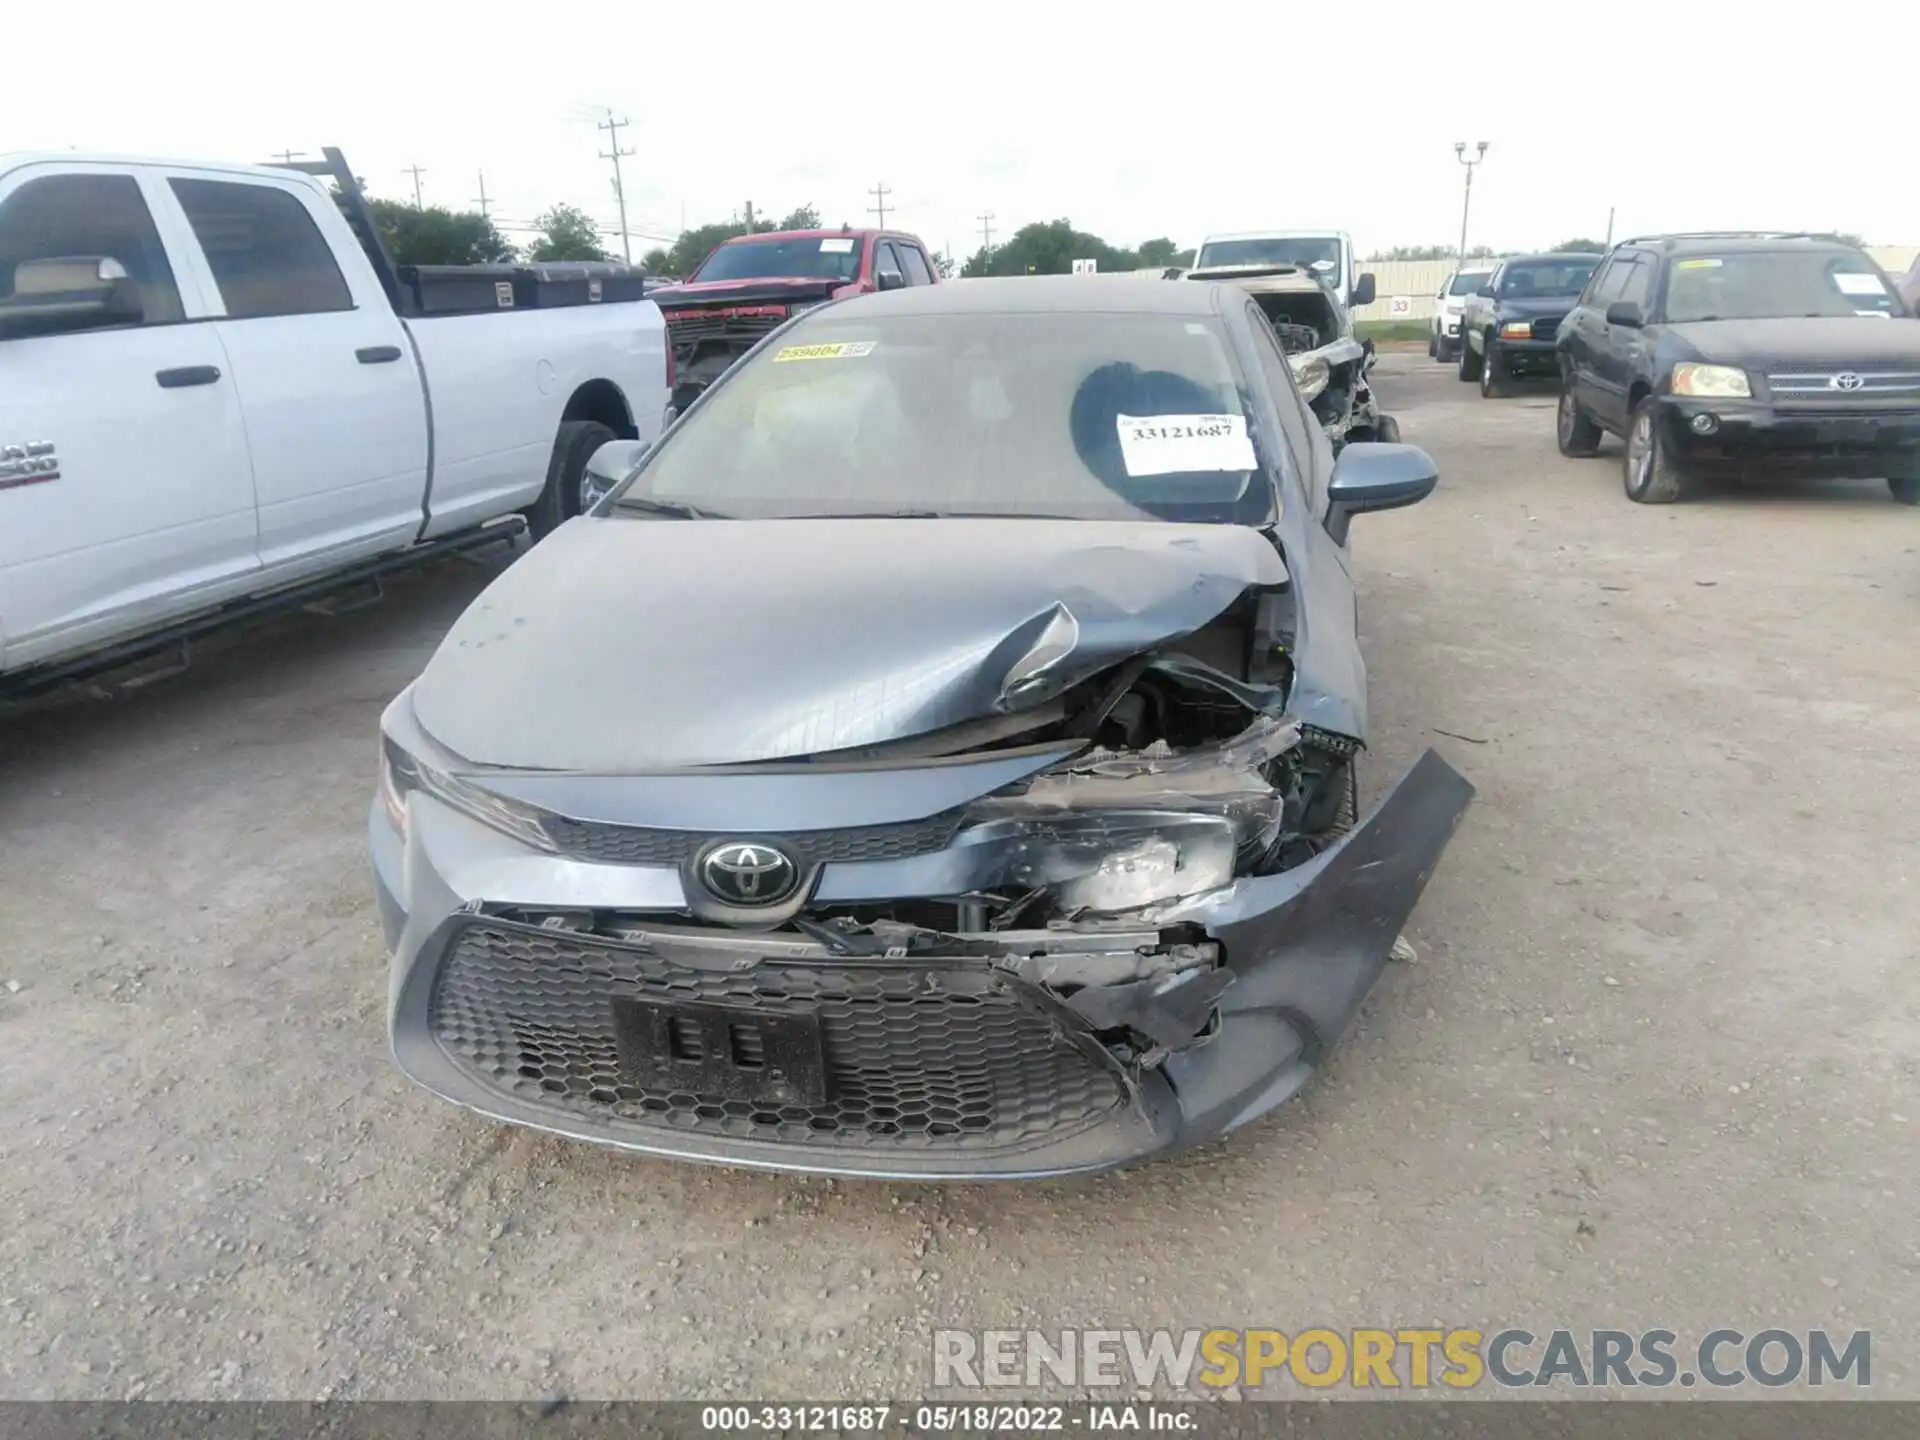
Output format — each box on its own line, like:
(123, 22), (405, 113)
(0, 146), (668, 697)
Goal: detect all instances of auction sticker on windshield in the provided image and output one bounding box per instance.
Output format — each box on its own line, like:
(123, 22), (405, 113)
(819, 237), (855, 253)
(1117, 414), (1256, 477)
(1833, 273), (1886, 296)
(773, 341), (876, 362)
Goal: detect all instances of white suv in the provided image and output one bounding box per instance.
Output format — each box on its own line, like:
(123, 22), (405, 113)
(1430, 266), (1494, 361)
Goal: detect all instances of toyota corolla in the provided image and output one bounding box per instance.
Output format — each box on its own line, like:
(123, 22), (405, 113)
(369, 276), (1475, 1179)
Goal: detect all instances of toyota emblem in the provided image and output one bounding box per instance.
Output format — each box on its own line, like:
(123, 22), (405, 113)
(698, 840), (800, 906)
(1831, 372), (1865, 392)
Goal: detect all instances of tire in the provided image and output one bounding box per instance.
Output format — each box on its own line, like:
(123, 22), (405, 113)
(1478, 340), (1505, 398)
(526, 419), (618, 539)
(1457, 332), (1483, 382)
(1890, 475), (1920, 505)
(1622, 397), (1688, 504)
(1374, 414), (1402, 444)
(1556, 379), (1603, 457)
(1427, 332), (1439, 360)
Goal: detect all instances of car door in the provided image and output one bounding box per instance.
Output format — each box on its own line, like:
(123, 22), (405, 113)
(0, 163), (259, 672)
(895, 241), (934, 286)
(872, 240), (905, 289)
(1563, 256), (1625, 407)
(1591, 257), (1655, 431)
(160, 172), (428, 571)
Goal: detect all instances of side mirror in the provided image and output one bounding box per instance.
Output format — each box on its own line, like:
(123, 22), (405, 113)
(875, 267), (906, 292)
(581, 439), (651, 512)
(1350, 272), (1377, 308)
(1324, 442), (1438, 546)
(0, 256), (141, 337)
(1476, 284), (1495, 298)
(1605, 300), (1645, 328)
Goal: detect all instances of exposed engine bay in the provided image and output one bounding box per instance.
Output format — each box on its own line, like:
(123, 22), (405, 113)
(1186, 264), (1395, 451)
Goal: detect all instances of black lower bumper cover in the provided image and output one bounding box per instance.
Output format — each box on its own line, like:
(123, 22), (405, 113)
(1660, 398), (1920, 477)
(389, 748), (1474, 1178)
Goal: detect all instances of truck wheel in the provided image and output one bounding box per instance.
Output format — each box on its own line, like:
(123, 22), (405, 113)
(1478, 341), (1505, 398)
(1373, 414), (1402, 443)
(1457, 333), (1483, 382)
(1889, 475), (1920, 505)
(1623, 398), (1689, 504)
(1427, 332), (1438, 360)
(527, 420), (618, 539)
(1556, 380), (1603, 457)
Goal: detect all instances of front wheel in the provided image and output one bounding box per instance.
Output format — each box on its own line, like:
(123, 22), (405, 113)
(1623, 399), (1689, 503)
(1478, 340), (1505, 398)
(1556, 381), (1603, 457)
(1457, 332), (1483, 382)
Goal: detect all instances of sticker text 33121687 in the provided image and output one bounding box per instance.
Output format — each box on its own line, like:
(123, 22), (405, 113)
(1115, 413), (1256, 477)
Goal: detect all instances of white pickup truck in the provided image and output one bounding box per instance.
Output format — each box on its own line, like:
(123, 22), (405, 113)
(0, 147), (668, 701)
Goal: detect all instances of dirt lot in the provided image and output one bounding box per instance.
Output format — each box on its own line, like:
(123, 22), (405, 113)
(3, 356), (1916, 1401)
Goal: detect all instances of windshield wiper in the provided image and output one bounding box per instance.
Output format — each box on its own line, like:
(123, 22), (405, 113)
(611, 496), (727, 520)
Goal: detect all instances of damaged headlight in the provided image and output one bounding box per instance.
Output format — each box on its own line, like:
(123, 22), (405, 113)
(1290, 355), (1331, 402)
(960, 716), (1299, 914)
(377, 737), (557, 853)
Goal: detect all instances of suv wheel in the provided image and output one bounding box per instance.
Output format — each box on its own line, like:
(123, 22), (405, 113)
(1478, 340), (1505, 398)
(1457, 333), (1483, 382)
(1623, 399), (1688, 503)
(1556, 380), (1603, 457)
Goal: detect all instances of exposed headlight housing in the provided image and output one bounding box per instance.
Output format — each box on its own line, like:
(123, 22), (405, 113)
(1290, 355), (1331, 402)
(378, 737), (556, 852)
(1499, 320), (1533, 339)
(1670, 363), (1752, 398)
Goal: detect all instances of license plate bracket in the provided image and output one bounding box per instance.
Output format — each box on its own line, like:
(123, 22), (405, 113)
(612, 997), (828, 1106)
(1820, 417), (1877, 445)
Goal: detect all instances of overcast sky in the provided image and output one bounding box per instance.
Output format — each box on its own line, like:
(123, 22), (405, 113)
(7, 1), (1912, 263)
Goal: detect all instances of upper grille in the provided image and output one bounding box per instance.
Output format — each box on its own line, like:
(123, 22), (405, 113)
(1529, 317), (1562, 342)
(428, 921), (1125, 1152)
(1766, 370), (1920, 401)
(540, 807), (966, 867)
(663, 307), (788, 354)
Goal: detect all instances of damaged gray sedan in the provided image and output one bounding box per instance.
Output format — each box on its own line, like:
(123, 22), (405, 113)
(370, 276), (1473, 1179)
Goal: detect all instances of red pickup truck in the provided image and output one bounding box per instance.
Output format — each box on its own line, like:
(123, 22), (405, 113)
(653, 227), (940, 410)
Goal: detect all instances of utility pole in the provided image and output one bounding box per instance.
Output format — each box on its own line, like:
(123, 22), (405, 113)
(473, 172), (491, 218)
(273, 149), (305, 165)
(868, 182), (892, 228)
(978, 211), (995, 257)
(1604, 205), (1615, 248)
(743, 200), (756, 229)
(1453, 141), (1488, 265)
(403, 163), (427, 208)
(597, 110), (635, 264)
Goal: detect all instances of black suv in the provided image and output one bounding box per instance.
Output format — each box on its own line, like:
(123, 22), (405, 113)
(1553, 233), (1920, 504)
(1457, 252), (1603, 397)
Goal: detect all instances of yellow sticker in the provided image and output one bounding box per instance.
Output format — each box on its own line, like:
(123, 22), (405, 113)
(772, 341), (876, 362)
(1674, 258), (1723, 270)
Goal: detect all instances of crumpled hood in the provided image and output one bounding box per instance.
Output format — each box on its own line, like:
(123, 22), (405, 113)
(411, 517), (1289, 772)
(1664, 316), (1920, 370)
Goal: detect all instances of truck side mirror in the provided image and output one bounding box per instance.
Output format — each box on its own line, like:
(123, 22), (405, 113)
(1350, 272), (1377, 307)
(876, 267), (906, 292)
(0, 256), (142, 337)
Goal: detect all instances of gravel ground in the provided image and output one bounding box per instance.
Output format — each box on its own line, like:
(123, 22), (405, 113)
(2, 355), (1916, 1402)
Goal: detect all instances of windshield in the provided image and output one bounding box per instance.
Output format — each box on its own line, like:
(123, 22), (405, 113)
(1195, 236), (1342, 277)
(1663, 251), (1903, 322)
(1448, 271), (1490, 297)
(691, 235), (863, 284)
(1497, 258), (1599, 297)
(617, 311), (1272, 525)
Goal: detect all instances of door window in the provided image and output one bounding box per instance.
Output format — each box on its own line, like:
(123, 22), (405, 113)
(1587, 259), (1631, 306)
(1241, 300), (1312, 483)
(0, 174), (184, 326)
(897, 243), (933, 286)
(873, 240), (903, 280)
(169, 179), (352, 320)
(1617, 258), (1653, 310)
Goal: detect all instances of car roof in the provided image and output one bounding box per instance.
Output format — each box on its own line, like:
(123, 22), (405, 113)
(719, 227), (906, 244)
(1497, 252), (1605, 266)
(1621, 234), (1865, 258)
(1198, 229), (1346, 242)
(826, 275), (1228, 317)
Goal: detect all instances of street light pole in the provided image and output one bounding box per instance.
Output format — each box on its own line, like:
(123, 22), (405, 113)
(1454, 141), (1489, 266)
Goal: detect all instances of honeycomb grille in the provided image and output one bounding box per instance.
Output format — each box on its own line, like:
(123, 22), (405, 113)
(539, 808), (965, 867)
(428, 922), (1125, 1151)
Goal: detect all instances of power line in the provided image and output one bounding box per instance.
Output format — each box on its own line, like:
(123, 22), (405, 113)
(597, 110), (636, 264)
(868, 182), (892, 228)
(403, 163), (427, 208)
(273, 149), (305, 165)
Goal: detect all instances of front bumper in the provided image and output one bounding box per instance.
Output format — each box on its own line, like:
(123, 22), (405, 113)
(1657, 397), (1920, 478)
(371, 751), (1473, 1179)
(1487, 336), (1559, 374)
